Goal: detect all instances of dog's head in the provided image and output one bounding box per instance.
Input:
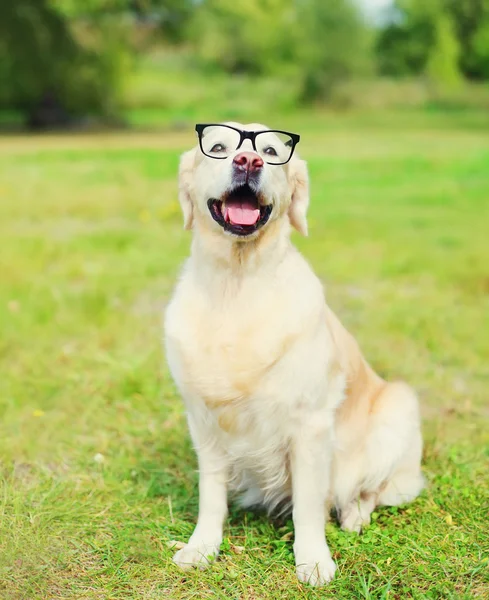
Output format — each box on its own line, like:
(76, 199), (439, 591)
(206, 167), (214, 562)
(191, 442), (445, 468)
(178, 122), (309, 239)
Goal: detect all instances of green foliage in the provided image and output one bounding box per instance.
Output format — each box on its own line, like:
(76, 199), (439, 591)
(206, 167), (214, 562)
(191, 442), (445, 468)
(376, 2), (433, 75)
(54, 0), (195, 42)
(0, 0), (78, 110)
(426, 10), (462, 90)
(189, 0), (297, 75)
(190, 0), (371, 102)
(3, 0), (489, 123)
(446, 0), (489, 79)
(472, 20), (489, 79)
(296, 0), (372, 102)
(0, 0), (131, 122)
(377, 0), (489, 82)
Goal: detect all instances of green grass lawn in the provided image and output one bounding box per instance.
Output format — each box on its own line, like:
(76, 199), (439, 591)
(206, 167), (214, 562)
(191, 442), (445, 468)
(1, 114), (488, 599)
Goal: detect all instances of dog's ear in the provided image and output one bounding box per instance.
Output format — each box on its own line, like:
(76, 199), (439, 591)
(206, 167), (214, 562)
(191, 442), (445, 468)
(178, 149), (196, 230)
(288, 158), (309, 236)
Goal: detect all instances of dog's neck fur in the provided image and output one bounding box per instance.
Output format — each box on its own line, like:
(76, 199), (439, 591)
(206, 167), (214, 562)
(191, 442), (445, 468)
(190, 214), (292, 282)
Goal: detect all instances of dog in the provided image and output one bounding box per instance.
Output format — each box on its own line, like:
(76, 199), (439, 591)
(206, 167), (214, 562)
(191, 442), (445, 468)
(164, 122), (424, 586)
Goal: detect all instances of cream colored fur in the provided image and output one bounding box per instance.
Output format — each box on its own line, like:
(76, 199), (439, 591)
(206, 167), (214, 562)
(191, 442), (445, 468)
(164, 122), (424, 586)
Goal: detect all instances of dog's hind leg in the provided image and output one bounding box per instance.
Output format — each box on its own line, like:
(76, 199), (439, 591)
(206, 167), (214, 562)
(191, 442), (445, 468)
(338, 381), (424, 532)
(377, 446), (425, 507)
(340, 491), (377, 533)
(365, 381), (424, 506)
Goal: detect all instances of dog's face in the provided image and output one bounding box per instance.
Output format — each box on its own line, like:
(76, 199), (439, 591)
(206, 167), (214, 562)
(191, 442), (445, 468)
(178, 122), (310, 239)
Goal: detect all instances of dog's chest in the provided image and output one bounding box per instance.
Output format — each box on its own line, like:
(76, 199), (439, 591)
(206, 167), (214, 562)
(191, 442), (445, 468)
(167, 287), (299, 409)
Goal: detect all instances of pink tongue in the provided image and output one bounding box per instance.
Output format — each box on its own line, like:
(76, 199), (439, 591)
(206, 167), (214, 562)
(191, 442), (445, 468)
(226, 200), (260, 226)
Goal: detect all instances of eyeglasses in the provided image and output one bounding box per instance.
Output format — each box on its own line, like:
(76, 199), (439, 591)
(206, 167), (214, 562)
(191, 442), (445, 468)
(195, 124), (300, 165)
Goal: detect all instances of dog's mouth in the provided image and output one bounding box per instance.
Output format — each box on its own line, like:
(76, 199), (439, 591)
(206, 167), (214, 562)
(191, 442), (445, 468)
(207, 184), (273, 237)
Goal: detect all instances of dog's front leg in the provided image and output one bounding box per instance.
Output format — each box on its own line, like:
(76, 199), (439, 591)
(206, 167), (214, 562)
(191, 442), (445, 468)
(291, 416), (336, 586)
(173, 420), (228, 569)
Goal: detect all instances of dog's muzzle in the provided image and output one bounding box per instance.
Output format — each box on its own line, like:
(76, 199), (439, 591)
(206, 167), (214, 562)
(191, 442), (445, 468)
(208, 184), (273, 237)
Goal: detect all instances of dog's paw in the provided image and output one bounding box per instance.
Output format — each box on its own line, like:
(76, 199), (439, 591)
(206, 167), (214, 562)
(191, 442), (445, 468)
(173, 543), (219, 570)
(340, 497), (374, 534)
(340, 509), (369, 534)
(295, 548), (337, 586)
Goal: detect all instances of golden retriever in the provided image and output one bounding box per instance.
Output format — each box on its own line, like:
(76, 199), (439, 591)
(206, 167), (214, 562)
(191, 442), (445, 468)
(164, 122), (424, 586)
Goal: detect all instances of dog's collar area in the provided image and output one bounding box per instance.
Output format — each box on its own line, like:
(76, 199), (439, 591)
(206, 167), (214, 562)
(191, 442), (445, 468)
(207, 186), (272, 237)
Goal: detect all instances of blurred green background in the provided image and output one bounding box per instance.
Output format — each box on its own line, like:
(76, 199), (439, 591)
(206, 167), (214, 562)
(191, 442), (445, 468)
(2, 0), (489, 128)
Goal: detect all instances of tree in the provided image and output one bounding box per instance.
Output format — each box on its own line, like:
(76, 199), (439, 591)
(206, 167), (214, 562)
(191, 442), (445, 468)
(189, 0), (296, 75)
(445, 0), (489, 79)
(0, 0), (194, 128)
(190, 0), (371, 102)
(426, 10), (462, 89)
(54, 0), (195, 42)
(376, 1), (433, 75)
(472, 20), (489, 79)
(0, 0), (129, 127)
(296, 0), (373, 102)
(377, 0), (489, 81)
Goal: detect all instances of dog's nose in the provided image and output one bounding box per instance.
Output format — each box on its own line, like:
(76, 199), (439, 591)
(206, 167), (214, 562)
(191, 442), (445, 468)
(233, 151), (264, 173)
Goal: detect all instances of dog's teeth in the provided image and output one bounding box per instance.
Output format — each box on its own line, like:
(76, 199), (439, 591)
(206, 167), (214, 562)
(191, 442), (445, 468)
(223, 205), (229, 222)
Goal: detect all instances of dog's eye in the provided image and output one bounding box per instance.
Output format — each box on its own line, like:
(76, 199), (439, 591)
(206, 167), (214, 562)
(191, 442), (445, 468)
(264, 146), (278, 156)
(210, 143), (226, 153)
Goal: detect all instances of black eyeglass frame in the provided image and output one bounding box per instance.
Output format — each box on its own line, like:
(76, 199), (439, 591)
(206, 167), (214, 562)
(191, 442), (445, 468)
(195, 123), (301, 166)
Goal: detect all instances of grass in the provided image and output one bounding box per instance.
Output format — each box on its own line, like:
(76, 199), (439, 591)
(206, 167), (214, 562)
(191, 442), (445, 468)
(0, 111), (488, 599)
